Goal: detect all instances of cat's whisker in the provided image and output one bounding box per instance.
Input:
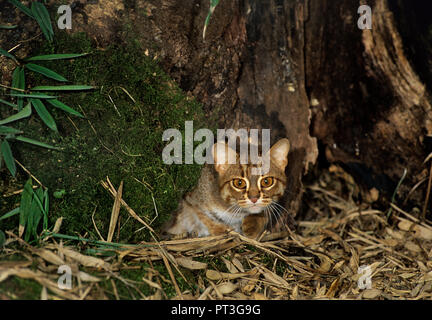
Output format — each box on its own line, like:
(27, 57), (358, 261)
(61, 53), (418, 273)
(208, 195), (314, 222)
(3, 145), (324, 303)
(272, 201), (290, 214)
(269, 202), (283, 225)
(232, 206), (244, 230)
(267, 204), (280, 229)
(265, 207), (273, 231)
(218, 203), (239, 228)
(226, 204), (242, 228)
(221, 203), (238, 216)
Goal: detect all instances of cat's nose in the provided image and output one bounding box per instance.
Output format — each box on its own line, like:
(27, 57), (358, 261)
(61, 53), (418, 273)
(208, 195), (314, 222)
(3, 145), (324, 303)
(250, 197), (258, 203)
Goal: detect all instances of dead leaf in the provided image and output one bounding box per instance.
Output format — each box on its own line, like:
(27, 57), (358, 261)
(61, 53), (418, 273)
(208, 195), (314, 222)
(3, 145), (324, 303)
(206, 269), (256, 281)
(78, 271), (101, 282)
(404, 241), (421, 253)
(142, 277), (162, 290)
(326, 278), (340, 298)
(176, 257), (207, 270)
(53, 217), (63, 234)
(221, 257), (239, 273)
(217, 282), (237, 295)
(398, 219), (432, 240)
(251, 292), (267, 300)
(231, 257), (245, 273)
(62, 248), (110, 270)
(362, 288), (381, 299)
(33, 249), (64, 265)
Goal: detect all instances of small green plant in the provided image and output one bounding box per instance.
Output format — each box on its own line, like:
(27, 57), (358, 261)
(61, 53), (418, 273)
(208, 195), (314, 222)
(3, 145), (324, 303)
(0, 178), (49, 243)
(9, 0), (54, 42)
(0, 52), (93, 176)
(0, 1), (93, 243)
(202, 0), (220, 40)
(1, 1), (94, 177)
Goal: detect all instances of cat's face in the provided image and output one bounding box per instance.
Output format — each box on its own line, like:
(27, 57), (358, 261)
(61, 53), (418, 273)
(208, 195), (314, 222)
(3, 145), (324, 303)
(212, 138), (290, 215)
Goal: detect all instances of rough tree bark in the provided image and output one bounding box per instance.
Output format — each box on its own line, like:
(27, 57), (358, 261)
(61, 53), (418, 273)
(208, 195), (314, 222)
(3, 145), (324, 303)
(306, 0), (432, 209)
(68, 0), (432, 223)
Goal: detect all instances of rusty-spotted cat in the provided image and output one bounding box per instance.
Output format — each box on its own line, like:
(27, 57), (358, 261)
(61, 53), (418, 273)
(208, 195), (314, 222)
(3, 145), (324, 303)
(161, 138), (290, 239)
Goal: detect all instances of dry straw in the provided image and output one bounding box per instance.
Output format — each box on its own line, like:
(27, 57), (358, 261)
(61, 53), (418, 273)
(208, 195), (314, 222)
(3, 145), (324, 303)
(1, 167), (432, 299)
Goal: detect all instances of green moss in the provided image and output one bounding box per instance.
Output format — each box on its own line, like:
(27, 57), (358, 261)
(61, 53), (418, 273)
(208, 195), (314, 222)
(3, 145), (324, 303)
(3, 31), (208, 243)
(0, 253), (42, 299)
(0, 277), (42, 299)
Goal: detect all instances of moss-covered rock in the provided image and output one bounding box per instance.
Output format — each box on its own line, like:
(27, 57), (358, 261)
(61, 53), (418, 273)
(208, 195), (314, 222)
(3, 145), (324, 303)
(2, 32), (209, 243)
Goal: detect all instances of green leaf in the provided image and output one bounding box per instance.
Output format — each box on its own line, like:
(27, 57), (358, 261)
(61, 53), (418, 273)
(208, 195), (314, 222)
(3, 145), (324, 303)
(46, 99), (83, 118)
(30, 98), (58, 131)
(53, 189), (66, 199)
(0, 126), (22, 135)
(0, 98), (18, 109)
(25, 63), (68, 82)
(1, 139), (16, 176)
(26, 187), (44, 241)
(9, 93), (57, 99)
(0, 25), (17, 29)
(0, 48), (18, 62)
(0, 103), (32, 125)
(203, 0), (220, 39)
(0, 207), (20, 221)
(31, 2), (53, 42)
(0, 230), (5, 247)
(25, 53), (88, 61)
(43, 189), (49, 230)
(15, 135), (58, 150)
(12, 67), (26, 110)
(8, 0), (34, 18)
(19, 179), (34, 238)
(31, 85), (95, 91)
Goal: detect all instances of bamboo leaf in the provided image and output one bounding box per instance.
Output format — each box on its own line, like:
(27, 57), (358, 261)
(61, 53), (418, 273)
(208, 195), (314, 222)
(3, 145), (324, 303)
(31, 85), (95, 91)
(19, 179), (34, 238)
(0, 103), (32, 125)
(43, 189), (49, 230)
(0, 126), (22, 135)
(31, 2), (53, 42)
(31, 99), (58, 131)
(11, 67), (25, 108)
(46, 99), (83, 118)
(203, 0), (220, 40)
(0, 207), (20, 221)
(15, 135), (59, 150)
(11, 67), (24, 110)
(0, 99), (18, 109)
(0, 48), (18, 62)
(26, 188), (44, 241)
(25, 63), (67, 82)
(1, 139), (16, 176)
(10, 93), (57, 99)
(0, 230), (4, 247)
(8, 0), (34, 18)
(0, 25), (17, 29)
(25, 53), (88, 61)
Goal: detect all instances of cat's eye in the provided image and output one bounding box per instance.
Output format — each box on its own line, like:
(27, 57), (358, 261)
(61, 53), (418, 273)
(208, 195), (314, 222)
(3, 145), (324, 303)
(232, 178), (246, 189)
(261, 177), (274, 188)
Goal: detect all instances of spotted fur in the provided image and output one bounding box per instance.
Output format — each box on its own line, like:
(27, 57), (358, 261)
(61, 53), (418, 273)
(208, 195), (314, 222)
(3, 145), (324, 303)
(160, 138), (290, 239)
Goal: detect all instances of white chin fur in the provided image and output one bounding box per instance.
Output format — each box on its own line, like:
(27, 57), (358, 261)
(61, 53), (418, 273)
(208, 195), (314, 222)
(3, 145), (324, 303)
(247, 206), (264, 214)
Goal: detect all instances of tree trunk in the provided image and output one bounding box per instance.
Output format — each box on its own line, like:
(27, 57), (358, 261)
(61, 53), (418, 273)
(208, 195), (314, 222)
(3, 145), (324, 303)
(306, 0), (432, 208)
(72, 0), (432, 223)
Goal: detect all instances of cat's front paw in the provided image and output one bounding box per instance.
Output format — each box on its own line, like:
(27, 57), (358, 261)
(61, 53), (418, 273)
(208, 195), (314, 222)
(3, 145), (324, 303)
(241, 213), (267, 239)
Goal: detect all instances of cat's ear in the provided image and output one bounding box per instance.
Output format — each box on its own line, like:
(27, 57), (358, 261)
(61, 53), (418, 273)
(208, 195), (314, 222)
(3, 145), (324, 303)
(269, 138), (290, 170)
(212, 142), (237, 174)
